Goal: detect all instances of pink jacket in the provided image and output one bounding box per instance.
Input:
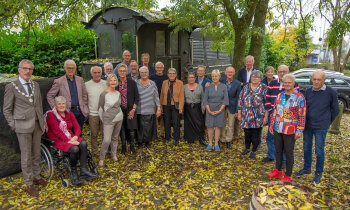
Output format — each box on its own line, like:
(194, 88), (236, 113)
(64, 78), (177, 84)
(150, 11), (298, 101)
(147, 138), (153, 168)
(47, 75), (89, 117)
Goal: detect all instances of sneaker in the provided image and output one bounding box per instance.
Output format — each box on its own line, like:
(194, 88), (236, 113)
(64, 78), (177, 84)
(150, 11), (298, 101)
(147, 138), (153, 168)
(282, 175), (291, 182)
(241, 149), (250, 155)
(261, 157), (274, 163)
(313, 173), (322, 185)
(206, 145), (212, 151)
(268, 169), (283, 178)
(249, 152), (256, 159)
(294, 168), (312, 177)
(214, 145), (220, 151)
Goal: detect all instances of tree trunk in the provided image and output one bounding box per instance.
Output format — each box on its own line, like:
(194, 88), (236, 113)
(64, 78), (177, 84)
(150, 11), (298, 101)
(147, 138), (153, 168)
(340, 48), (350, 72)
(232, 26), (248, 71)
(332, 48), (339, 71)
(248, 0), (269, 69)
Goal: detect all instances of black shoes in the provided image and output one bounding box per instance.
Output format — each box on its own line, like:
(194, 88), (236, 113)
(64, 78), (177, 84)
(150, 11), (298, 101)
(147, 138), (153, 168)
(249, 152), (256, 159)
(121, 145), (126, 154)
(80, 167), (98, 181)
(226, 142), (232, 149)
(241, 149), (250, 155)
(262, 157), (274, 163)
(71, 168), (84, 185)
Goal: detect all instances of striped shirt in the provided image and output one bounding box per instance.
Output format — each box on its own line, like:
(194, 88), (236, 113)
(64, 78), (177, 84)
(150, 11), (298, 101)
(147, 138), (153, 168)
(265, 78), (299, 113)
(136, 80), (160, 115)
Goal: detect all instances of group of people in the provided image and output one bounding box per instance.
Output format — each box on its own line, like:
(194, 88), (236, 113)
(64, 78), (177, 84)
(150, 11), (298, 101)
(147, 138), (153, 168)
(3, 53), (339, 196)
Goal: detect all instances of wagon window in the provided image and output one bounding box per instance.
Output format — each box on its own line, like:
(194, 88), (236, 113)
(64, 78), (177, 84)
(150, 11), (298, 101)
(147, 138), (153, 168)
(121, 31), (134, 53)
(100, 32), (111, 55)
(169, 32), (178, 55)
(156, 30), (166, 55)
(334, 79), (349, 85)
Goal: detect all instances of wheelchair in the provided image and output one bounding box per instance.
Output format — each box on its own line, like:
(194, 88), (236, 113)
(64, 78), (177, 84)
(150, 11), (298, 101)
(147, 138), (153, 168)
(39, 136), (99, 188)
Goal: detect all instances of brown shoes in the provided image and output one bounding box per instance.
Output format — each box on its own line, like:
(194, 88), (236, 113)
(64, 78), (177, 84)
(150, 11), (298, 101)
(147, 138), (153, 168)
(26, 185), (39, 196)
(33, 178), (49, 187)
(233, 138), (239, 144)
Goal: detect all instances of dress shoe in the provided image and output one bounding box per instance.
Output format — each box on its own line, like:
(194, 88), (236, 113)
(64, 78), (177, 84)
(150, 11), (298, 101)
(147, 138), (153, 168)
(173, 139), (178, 146)
(121, 145), (126, 155)
(226, 142), (232, 149)
(33, 178), (48, 187)
(130, 144), (135, 154)
(199, 138), (208, 146)
(232, 138), (239, 144)
(80, 167), (98, 181)
(71, 168), (84, 185)
(241, 149), (250, 155)
(26, 185), (39, 196)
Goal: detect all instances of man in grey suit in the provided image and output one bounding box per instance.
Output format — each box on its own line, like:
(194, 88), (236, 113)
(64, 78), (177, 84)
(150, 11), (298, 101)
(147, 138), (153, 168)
(220, 66), (241, 148)
(47, 60), (89, 132)
(3, 59), (48, 196)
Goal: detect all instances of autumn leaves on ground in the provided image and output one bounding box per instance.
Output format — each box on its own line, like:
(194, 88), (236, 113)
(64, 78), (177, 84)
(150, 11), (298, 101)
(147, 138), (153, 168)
(0, 114), (349, 209)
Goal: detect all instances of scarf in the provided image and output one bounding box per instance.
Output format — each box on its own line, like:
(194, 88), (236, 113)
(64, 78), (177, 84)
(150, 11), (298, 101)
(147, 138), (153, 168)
(44, 108), (72, 139)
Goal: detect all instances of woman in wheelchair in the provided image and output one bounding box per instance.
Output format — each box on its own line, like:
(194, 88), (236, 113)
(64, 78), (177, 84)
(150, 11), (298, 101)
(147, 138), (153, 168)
(45, 96), (97, 185)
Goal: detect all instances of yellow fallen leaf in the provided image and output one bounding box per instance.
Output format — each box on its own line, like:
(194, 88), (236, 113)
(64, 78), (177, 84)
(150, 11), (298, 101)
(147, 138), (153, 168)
(267, 187), (276, 196)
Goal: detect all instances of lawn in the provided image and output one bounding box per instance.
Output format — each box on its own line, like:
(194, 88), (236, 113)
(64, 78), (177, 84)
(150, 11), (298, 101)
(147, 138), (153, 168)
(0, 113), (349, 209)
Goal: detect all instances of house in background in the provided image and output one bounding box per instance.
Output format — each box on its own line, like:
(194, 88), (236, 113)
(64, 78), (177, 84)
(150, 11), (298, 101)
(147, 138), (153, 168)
(82, 7), (192, 79)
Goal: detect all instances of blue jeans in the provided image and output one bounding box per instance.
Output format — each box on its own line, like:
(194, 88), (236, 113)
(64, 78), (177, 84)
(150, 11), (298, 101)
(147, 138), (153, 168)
(71, 109), (86, 133)
(303, 129), (328, 174)
(266, 120), (286, 161)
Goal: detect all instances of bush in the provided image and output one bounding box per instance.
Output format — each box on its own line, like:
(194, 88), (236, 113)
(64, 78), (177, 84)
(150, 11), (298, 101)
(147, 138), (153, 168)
(0, 24), (96, 77)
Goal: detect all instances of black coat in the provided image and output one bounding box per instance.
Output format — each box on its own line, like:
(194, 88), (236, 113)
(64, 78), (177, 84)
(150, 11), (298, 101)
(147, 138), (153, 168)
(117, 77), (139, 129)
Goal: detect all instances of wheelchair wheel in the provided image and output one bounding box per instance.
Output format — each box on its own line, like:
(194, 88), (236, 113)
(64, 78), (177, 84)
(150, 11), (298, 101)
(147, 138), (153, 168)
(40, 144), (54, 180)
(87, 150), (99, 176)
(62, 179), (69, 188)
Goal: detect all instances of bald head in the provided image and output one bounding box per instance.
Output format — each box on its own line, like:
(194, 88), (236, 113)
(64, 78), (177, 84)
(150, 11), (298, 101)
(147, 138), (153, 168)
(277, 65), (289, 80)
(312, 70), (326, 90)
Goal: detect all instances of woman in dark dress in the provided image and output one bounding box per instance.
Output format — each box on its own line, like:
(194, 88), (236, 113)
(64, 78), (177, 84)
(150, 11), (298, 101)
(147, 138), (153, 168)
(184, 72), (207, 146)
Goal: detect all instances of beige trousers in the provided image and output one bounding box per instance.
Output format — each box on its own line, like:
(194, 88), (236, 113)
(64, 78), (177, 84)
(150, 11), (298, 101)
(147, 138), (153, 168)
(99, 120), (122, 160)
(16, 121), (42, 186)
(88, 115), (103, 155)
(221, 109), (241, 142)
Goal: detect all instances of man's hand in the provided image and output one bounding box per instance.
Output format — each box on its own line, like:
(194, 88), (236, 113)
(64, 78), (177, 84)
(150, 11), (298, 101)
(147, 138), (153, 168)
(179, 109), (183, 114)
(205, 82), (210, 87)
(269, 127), (274, 134)
(156, 109), (162, 118)
(295, 132), (302, 139)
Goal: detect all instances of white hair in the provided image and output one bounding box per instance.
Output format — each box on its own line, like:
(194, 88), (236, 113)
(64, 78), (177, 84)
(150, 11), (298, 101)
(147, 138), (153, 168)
(155, 61), (164, 67)
(55, 96), (66, 105)
(104, 62), (113, 69)
(245, 55), (255, 63)
(139, 66), (149, 73)
(90, 66), (102, 74)
(167, 68), (177, 73)
(282, 73), (296, 82)
(211, 69), (221, 76)
(64, 59), (76, 68)
(18, 59), (34, 69)
(251, 70), (263, 79)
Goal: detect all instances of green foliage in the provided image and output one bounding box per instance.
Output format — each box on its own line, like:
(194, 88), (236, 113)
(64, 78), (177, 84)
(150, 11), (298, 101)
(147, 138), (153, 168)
(259, 18), (315, 71)
(0, 24), (96, 77)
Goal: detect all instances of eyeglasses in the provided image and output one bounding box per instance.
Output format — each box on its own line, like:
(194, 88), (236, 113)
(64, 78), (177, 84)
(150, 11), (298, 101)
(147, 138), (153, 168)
(21, 67), (33, 71)
(168, 73), (176, 75)
(278, 71), (288, 73)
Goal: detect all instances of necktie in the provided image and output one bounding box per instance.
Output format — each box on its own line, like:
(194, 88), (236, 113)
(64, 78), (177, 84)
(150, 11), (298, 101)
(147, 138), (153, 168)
(26, 83), (32, 95)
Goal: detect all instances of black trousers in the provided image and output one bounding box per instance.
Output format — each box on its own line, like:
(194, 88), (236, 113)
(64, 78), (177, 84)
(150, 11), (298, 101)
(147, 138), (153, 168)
(68, 140), (88, 168)
(120, 107), (135, 146)
(274, 131), (295, 176)
(163, 105), (181, 141)
(244, 128), (262, 152)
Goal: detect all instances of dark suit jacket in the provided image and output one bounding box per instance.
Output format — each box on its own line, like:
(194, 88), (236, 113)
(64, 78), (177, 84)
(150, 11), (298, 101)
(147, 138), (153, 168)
(195, 76), (211, 92)
(47, 75), (89, 117)
(3, 79), (44, 133)
(238, 67), (258, 86)
(117, 77), (139, 129)
(220, 78), (241, 114)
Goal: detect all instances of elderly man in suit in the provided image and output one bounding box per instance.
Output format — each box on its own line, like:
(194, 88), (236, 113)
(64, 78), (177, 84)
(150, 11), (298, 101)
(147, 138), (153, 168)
(47, 60), (89, 132)
(238, 55), (258, 87)
(3, 59), (48, 196)
(220, 66), (241, 148)
(195, 65), (211, 92)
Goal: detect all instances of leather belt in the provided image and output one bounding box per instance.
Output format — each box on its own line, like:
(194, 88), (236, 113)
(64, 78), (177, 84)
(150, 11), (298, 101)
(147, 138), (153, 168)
(71, 106), (80, 110)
